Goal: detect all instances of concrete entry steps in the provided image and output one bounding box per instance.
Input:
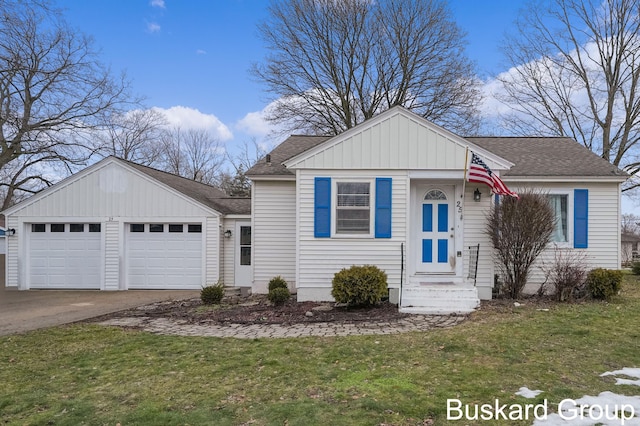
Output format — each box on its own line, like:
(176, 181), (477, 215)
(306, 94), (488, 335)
(400, 285), (480, 315)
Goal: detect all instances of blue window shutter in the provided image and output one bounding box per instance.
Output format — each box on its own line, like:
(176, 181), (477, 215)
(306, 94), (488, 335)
(314, 177), (331, 238)
(375, 178), (392, 238)
(574, 189), (588, 248)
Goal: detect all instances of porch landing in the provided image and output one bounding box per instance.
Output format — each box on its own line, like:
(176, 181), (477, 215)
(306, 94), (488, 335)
(400, 283), (479, 315)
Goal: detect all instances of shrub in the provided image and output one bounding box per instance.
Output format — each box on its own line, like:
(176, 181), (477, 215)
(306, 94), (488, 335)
(586, 268), (623, 300)
(268, 287), (290, 305)
(268, 276), (288, 292)
(632, 261), (640, 275)
(543, 249), (588, 302)
(331, 265), (388, 307)
(201, 282), (224, 305)
(486, 190), (555, 299)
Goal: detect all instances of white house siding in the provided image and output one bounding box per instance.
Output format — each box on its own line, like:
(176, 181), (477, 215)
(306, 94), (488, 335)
(461, 186), (494, 299)
(221, 218), (236, 286)
(103, 220), (120, 290)
(252, 180), (297, 293)
(4, 160), (221, 289)
(5, 215), (18, 288)
(296, 170), (408, 302)
(205, 217), (220, 287)
(495, 182), (621, 295)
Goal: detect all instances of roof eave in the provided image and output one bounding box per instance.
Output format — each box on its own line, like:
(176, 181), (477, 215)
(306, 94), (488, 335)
(504, 175), (628, 183)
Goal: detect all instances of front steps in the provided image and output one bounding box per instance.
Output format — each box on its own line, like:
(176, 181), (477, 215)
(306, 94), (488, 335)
(400, 284), (479, 315)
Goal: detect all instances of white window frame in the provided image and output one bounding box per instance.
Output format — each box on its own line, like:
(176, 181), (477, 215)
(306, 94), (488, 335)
(546, 190), (573, 248)
(332, 179), (375, 238)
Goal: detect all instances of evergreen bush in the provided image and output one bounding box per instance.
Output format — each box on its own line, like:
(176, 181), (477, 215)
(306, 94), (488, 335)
(201, 282), (224, 305)
(586, 268), (623, 300)
(268, 276), (288, 292)
(331, 265), (388, 307)
(268, 287), (290, 305)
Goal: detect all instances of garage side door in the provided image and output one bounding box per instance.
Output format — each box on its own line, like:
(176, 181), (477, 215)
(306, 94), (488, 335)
(29, 223), (102, 289)
(126, 223), (203, 289)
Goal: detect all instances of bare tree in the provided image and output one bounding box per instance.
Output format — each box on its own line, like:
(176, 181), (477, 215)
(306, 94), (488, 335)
(216, 138), (266, 197)
(0, 0), (130, 208)
(487, 190), (556, 299)
(497, 0), (640, 191)
(96, 109), (167, 165)
(253, 0), (481, 136)
(622, 213), (640, 235)
(159, 127), (224, 185)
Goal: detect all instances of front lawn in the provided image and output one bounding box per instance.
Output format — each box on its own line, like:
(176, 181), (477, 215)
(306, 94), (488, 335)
(2, 274), (640, 425)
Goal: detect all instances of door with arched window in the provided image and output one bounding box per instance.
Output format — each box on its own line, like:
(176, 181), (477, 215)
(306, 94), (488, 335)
(417, 186), (455, 273)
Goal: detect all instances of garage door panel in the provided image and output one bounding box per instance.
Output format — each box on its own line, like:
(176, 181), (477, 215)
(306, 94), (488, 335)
(28, 224), (101, 289)
(126, 223), (203, 289)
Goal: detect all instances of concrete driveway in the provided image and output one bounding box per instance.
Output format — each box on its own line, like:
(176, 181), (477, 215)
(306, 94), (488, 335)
(0, 286), (199, 336)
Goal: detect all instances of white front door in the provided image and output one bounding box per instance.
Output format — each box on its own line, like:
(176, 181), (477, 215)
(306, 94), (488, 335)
(416, 186), (455, 273)
(234, 221), (252, 286)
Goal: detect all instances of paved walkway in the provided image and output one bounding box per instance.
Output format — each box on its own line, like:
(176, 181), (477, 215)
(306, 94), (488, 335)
(97, 314), (466, 339)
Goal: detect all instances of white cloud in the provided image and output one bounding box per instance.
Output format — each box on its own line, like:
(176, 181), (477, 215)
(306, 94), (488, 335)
(153, 106), (234, 141)
(150, 0), (165, 8)
(196, 49), (207, 55)
(147, 22), (161, 33)
(236, 110), (273, 137)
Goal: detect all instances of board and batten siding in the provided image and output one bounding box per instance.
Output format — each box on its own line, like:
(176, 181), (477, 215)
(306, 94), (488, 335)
(494, 182), (621, 294)
(296, 170), (408, 302)
(252, 180), (297, 293)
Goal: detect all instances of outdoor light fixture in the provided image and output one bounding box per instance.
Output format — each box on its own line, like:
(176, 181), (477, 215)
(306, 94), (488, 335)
(473, 188), (482, 202)
(224, 229), (232, 239)
(7, 228), (15, 236)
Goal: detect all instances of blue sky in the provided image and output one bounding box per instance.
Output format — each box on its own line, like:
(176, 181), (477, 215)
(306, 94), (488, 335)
(56, 0), (524, 143)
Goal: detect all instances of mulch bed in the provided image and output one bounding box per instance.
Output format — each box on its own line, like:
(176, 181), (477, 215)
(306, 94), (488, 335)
(92, 294), (411, 326)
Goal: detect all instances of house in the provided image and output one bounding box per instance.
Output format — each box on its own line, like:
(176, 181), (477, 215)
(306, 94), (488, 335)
(247, 106), (627, 313)
(2, 157), (250, 291)
(622, 233), (640, 266)
(2, 107), (627, 314)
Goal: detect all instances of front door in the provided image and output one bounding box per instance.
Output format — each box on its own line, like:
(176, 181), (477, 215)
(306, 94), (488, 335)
(234, 221), (252, 286)
(417, 186), (455, 273)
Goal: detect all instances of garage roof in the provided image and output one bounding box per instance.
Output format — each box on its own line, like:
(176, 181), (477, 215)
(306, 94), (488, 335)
(122, 159), (251, 215)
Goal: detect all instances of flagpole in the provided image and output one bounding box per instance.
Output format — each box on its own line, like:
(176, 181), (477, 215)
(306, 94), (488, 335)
(461, 146), (469, 220)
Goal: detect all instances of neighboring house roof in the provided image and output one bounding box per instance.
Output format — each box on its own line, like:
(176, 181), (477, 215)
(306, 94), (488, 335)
(247, 135), (331, 177)
(466, 137), (626, 178)
(121, 159), (251, 215)
(622, 232), (640, 243)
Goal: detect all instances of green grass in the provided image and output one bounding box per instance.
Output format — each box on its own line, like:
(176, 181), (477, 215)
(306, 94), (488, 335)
(2, 274), (640, 425)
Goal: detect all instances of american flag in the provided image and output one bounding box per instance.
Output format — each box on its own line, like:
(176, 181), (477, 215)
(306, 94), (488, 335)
(468, 152), (519, 198)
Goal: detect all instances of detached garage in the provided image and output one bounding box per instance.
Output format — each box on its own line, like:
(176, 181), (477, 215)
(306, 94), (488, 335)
(2, 157), (250, 290)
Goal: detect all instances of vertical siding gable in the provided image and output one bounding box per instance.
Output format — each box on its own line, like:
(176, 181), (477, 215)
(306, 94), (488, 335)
(288, 114), (470, 170)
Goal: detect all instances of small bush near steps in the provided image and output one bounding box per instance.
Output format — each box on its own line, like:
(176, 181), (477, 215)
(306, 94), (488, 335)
(201, 282), (224, 305)
(268, 287), (291, 306)
(632, 261), (640, 275)
(586, 268), (623, 301)
(331, 265), (388, 307)
(268, 276), (288, 292)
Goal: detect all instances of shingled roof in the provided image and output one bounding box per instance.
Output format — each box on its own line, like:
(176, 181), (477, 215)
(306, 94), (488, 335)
(467, 137), (626, 178)
(121, 158), (251, 215)
(249, 133), (626, 179)
(247, 135), (331, 177)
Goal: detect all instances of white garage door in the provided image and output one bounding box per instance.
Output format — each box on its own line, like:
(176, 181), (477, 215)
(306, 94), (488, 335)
(126, 223), (203, 289)
(28, 223), (102, 289)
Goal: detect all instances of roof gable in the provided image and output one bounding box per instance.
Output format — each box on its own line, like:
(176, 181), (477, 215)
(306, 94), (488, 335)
(3, 157), (250, 216)
(282, 106), (512, 171)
